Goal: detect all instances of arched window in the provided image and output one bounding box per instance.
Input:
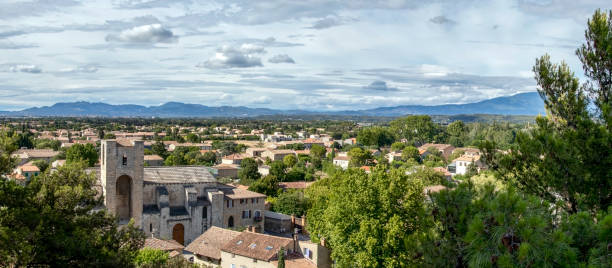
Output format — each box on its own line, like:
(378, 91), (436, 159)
(116, 175), (132, 222)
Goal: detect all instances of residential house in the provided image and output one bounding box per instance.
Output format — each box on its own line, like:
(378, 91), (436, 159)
(169, 142), (213, 151)
(222, 154), (248, 165)
(212, 164), (240, 179)
(258, 165), (270, 176)
(448, 155), (485, 175)
(11, 149), (60, 165)
(261, 150), (296, 162)
(386, 152), (403, 163)
(220, 231), (331, 268)
(144, 154), (164, 166)
(332, 156), (350, 169)
(302, 138), (324, 149)
(246, 147), (268, 157)
(185, 226), (241, 267)
(143, 237), (184, 258)
(418, 143), (455, 159)
(15, 164), (40, 180)
(221, 188), (266, 231)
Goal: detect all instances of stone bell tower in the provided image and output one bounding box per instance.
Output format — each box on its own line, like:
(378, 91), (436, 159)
(100, 139), (144, 227)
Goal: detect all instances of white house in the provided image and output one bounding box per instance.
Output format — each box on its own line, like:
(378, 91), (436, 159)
(449, 155), (485, 175)
(332, 156), (350, 169)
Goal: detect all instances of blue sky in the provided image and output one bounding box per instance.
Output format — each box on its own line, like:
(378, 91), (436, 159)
(0, 0), (609, 111)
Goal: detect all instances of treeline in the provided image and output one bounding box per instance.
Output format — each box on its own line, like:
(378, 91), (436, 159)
(306, 10), (612, 268)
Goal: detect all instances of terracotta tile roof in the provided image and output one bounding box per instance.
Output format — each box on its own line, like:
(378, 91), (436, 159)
(433, 167), (451, 176)
(333, 156), (350, 161)
(271, 254), (317, 268)
(221, 232), (293, 261)
(185, 226), (241, 260)
(13, 149), (59, 158)
(144, 237), (184, 252)
(302, 138), (323, 144)
(222, 188), (266, 199)
(19, 165), (40, 172)
(144, 154), (164, 161)
(454, 155), (481, 162)
(418, 143), (454, 151)
(278, 181), (314, 189)
(294, 150), (310, 155)
(360, 166), (371, 172)
(223, 153), (247, 160)
(212, 164), (239, 170)
(267, 149), (296, 155)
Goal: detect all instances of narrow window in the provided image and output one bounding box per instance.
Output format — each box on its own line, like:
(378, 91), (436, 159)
(122, 154), (127, 166)
(149, 223), (152, 232)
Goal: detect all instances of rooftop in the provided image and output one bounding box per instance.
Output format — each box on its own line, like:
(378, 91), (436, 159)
(13, 149), (59, 158)
(144, 154), (164, 161)
(222, 187), (266, 199)
(184, 226), (241, 260)
(220, 232), (293, 261)
(278, 181), (314, 189)
(144, 237), (184, 252)
(143, 166), (216, 184)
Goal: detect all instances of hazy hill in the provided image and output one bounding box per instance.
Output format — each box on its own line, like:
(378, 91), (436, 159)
(0, 92), (545, 118)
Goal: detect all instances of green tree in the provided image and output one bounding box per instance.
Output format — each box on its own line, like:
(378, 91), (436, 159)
(307, 168), (430, 267)
(65, 143), (98, 167)
(390, 142), (406, 152)
(482, 10), (612, 213)
(272, 190), (309, 216)
(185, 133), (200, 143)
(347, 147), (372, 167)
(199, 151), (217, 166)
(277, 247), (285, 268)
(133, 248), (169, 266)
(269, 161), (287, 181)
(401, 146), (420, 163)
(357, 127), (395, 148)
(447, 120), (467, 147)
(248, 175), (280, 197)
(390, 115), (437, 146)
(151, 141), (168, 159)
(309, 144), (326, 169)
(283, 154), (297, 168)
(0, 162), (145, 266)
(239, 158), (261, 184)
(31, 160), (49, 173)
(104, 133), (116, 139)
(463, 187), (577, 268)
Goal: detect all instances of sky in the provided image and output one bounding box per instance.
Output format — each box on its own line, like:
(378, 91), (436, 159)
(0, 0), (609, 111)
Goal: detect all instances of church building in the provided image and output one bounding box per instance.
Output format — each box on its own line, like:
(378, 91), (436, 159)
(94, 139), (266, 245)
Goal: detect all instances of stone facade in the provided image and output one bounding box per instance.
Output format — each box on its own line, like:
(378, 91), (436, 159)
(98, 140), (265, 246)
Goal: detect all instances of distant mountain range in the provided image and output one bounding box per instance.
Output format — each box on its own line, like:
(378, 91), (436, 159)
(0, 92), (545, 118)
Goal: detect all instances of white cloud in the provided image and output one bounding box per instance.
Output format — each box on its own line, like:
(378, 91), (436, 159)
(363, 80), (397, 91)
(198, 44), (266, 69)
(59, 65), (98, 73)
(106, 24), (177, 43)
(8, 64), (42, 73)
(268, 54), (295, 64)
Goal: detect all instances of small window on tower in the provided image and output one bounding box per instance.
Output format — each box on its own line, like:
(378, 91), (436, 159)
(122, 154), (127, 166)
